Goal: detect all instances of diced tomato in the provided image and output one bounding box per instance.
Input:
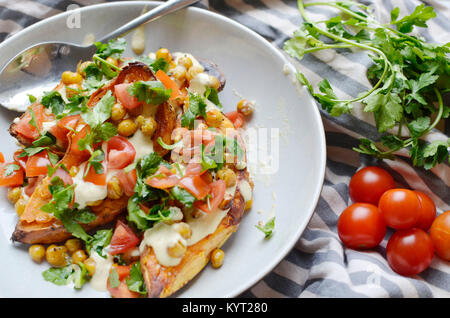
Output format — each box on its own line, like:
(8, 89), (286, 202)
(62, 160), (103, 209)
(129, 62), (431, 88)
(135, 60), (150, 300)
(185, 161), (206, 177)
(109, 220), (140, 255)
(83, 160), (107, 186)
(178, 175), (211, 200)
(0, 152), (4, 163)
(107, 136), (136, 169)
(0, 162), (24, 187)
(70, 125), (91, 157)
(13, 150), (28, 170)
(155, 70), (183, 100)
(146, 166), (179, 189)
(116, 170), (137, 197)
(225, 111), (245, 128)
(50, 115), (80, 144)
(24, 176), (44, 197)
(114, 265), (132, 280)
(15, 104), (45, 140)
(25, 151), (52, 177)
(195, 180), (226, 213)
(108, 280), (140, 298)
(114, 83), (141, 109)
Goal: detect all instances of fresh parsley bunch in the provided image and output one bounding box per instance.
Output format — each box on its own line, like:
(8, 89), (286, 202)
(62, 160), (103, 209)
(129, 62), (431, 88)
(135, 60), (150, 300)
(284, 1), (449, 169)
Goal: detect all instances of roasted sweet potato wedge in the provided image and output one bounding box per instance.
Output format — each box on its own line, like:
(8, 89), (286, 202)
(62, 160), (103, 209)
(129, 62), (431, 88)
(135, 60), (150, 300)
(140, 171), (248, 298)
(11, 196), (128, 244)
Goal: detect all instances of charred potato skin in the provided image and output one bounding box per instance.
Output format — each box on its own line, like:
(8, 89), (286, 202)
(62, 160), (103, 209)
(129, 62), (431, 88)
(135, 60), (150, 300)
(140, 170), (250, 298)
(152, 101), (176, 157)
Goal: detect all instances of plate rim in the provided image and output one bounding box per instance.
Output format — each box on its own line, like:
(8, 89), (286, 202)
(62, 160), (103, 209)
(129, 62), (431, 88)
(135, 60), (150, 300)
(0, 1), (326, 298)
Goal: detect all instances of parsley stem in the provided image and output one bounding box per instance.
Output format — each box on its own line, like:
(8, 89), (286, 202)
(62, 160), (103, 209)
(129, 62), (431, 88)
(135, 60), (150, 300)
(93, 54), (121, 72)
(297, 0), (393, 104)
(426, 88), (444, 133)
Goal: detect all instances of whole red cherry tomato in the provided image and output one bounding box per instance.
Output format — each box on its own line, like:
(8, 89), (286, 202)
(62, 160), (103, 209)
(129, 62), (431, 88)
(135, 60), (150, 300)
(430, 211), (450, 261)
(414, 191), (436, 231)
(337, 203), (386, 249)
(386, 228), (434, 276)
(378, 189), (421, 230)
(349, 166), (395, 205)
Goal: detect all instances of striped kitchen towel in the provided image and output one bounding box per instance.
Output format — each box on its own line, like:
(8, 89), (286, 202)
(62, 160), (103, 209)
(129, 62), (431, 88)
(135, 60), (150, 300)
(0, 0), (448, 298)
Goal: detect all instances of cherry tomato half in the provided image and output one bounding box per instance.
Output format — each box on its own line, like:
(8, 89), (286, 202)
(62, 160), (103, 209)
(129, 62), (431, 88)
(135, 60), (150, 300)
(386, 228), (434, 276)
(25, 151), (52, 177)
(108, 279), (140, 298)
(349, 166), (395, 205)
(146, 166), (179, 189)
(109, 220), (140, 255)
(430, 211), (450, 261)
(378, 189), (421, 230)
(178, 175), (211, 200)
(107, 136), (136, 169)
(114, 83), (141, 109)
(414, 191), (436, 231)
(84, 160), (107, 186)
(195, 179), (226, 213)
(0, 162), (24, 187)
(116, 169), (137, 197)
(337, 203), (386, 249)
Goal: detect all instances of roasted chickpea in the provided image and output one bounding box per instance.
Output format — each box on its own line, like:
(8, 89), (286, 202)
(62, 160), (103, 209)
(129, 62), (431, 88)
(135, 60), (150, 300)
(169, 61), (177, 70)
(245, 199), (253, 211)
(167, 240), (186, 258)
(217, 168), (237, 187)
(106, 56), (118, 67)
(65, 238), (83, 254)
(7, 187), (21, 204)
(172, 66), (187, 81)
(111, 103), (126, 122)
(29, 245), (45, 263)
(69, 166), (79, 177)
(237, 99), (254, 116)
(107, 176), (123, 200)
(62, 71), (82, 86)
(209, 76), (221, 90)
(14, 198), (27, 216)
(137, 115), (157, 137)
(186, 65), (204, 81)
(84, 257), (96, 276)
(46, 245), (68, 267)
(205, 108), (224, 128)
(77, 61), (93, 77)
(72, 250), (88, 264)
(156, 48), (172, 63)
(118, 119), (138, 137)
(210, 248), (224, 268)
(173, 223), (192, 240)
(178, 56), (193, 69)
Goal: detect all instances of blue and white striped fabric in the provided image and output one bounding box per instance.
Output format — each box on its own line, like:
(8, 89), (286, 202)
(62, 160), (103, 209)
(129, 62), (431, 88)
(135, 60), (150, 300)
(0, 0), (448, 298)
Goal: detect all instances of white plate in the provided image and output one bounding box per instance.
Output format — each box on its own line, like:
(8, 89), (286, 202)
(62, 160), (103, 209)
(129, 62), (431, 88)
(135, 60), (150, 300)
(0, 1), (326, 298)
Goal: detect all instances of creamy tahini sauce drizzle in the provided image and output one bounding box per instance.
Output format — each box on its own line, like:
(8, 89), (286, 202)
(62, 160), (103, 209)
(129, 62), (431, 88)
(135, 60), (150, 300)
(238, 180), (252, 203)
(128, 129), (154, 162)
(140, 184), (237, 267)
(73, 162), (107, 209)
(140, 222), (186, 267)
(90, 251), (113, 291)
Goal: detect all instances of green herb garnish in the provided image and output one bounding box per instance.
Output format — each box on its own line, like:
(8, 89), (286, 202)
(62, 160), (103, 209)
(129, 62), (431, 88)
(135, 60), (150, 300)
(284, 1), (449, 169)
